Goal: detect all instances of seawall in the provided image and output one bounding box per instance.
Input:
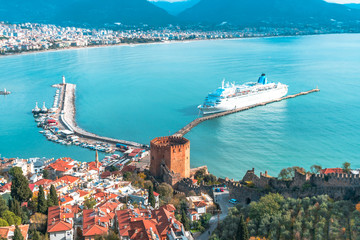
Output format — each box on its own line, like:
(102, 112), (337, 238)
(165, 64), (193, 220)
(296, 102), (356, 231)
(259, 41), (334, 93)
(173, 88), (320, 137)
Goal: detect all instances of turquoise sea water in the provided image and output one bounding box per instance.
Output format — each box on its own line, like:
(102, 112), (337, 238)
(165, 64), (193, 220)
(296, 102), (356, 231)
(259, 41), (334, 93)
(0, 34), (360, 179)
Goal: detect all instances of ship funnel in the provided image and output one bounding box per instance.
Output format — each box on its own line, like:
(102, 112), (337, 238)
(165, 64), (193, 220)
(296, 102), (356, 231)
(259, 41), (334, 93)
(258, 73), (268, 85)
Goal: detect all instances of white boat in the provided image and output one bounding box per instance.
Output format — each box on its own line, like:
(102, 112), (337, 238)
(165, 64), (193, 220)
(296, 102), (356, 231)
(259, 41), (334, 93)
(198, 74), (288, 115)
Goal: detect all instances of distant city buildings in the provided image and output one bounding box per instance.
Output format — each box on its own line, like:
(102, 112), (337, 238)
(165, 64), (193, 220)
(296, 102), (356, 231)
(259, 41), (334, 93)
(0, 21), (352, 55)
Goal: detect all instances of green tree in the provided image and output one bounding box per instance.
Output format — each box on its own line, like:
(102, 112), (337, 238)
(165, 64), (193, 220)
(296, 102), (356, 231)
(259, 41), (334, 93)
(236, 215), (249, 240)
(42, 170), (50, 179)
(32, 231), (41, 240)
(13, 225), (24, 240)
(10, 167), (32, 203)
(156, 183), (173, 203)
(0, 196), (8, 216)
(181, 209), (190, 231)
(2, 210), (21, 226)
(194, 168), (207, 182)
(37, 185), (47, 214)
(48, 185), (58, 207)
(148, 186), (156, 208)
(9, 199), (21, 216)
(21, 206), (30, 224)
(84, 198), (97, 209)
(204, 174), (217, 185)
(0, 218), (8, 227)
(310, 165), (322, 174)
(343, 162), (351, 174)
(9, 167), (22, 178)
(249, 193), (284, 221)
(278, 167), (305, 180)
(122, 172), (132, 181)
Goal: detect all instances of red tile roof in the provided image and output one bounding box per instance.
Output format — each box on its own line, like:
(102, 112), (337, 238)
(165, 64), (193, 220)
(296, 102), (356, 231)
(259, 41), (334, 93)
(153, 191), (159, 197)
(194, 201), (207, 208)
(320, 168), (344, 175)
(82, 207), (115, 237)
(0, 225), (29, 240)
(47, 206), (73, 233)
(55, 175), (79, 185)
(120, 165), (136, 174)
(46, 158), (74, 172)
(0, 183), (11, 193)
(88, 161), (102, 171)
(117, 204), (183, 240)
(34, 179), (53, 187)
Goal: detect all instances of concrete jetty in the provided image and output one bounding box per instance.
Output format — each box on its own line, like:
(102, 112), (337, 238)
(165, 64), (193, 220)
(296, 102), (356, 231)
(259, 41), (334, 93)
(56, 83), (145, 148)
(173, 88), (320, 137)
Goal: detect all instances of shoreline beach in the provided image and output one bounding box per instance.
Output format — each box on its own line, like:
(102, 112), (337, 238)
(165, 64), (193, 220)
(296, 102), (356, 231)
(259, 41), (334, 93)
(1, 32), (358, 58)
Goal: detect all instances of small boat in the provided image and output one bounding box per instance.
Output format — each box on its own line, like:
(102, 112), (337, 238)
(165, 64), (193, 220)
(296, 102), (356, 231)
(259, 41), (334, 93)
(0, 88), (11, 95)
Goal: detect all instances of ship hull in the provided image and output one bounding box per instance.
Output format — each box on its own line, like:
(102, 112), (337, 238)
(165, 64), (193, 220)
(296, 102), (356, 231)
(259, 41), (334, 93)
(200, 85), (288, 115)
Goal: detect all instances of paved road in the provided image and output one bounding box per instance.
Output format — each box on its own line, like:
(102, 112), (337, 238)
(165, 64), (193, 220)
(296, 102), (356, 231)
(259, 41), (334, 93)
(196, 189), (233, 240)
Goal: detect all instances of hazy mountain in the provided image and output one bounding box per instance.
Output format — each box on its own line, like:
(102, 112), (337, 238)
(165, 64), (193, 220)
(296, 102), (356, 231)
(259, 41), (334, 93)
(0, 0), (175, 27)
(178, 0), (360, 26)
(150, 0), (200, 16)
(345, 3), (360, 10)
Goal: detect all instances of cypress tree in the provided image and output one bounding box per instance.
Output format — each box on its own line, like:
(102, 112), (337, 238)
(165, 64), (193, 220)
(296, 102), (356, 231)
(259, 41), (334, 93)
(49, 185), (58, 207)
(181, 210), (190, 231)
(13, 225), (24, 240)
(236, 215), (249, 240)
(32, 231), (41, 240)
(37, 185), (47, 214)
(148, 186), (156, 208)
(0, 196), (8, 216)
(10, 168), (32, 203)
(9, 199), (21, 216)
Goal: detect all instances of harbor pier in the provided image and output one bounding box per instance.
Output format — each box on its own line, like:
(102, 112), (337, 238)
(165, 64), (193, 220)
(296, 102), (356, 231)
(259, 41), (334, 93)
(58, 83), (145, 148)
(173, 88), (320, 137)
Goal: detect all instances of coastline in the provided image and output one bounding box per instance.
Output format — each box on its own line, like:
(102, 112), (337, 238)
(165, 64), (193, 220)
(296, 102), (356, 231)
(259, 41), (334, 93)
(1, 32), (358, 58)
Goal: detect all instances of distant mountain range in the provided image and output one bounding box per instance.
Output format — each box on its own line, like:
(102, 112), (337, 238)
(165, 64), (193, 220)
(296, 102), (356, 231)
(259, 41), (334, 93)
(0, 0), (175, 27)
(179, 0), (360, 26)
(0, 0), (360, 28)
(150, 0), (200, 16)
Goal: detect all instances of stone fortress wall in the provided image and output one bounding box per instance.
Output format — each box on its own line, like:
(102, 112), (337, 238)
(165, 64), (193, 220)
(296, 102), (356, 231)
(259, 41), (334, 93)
(173, 167), (360, 205)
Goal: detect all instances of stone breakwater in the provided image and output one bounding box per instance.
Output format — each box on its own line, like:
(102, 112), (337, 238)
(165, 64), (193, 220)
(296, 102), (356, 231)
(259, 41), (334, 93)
(58, 83), (145, 148)
(173, 88), (320, 137)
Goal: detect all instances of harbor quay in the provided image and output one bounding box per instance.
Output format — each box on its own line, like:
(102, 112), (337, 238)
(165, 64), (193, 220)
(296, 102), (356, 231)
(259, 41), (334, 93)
(32, 76), (147, 154)
(174, 88), (320, 137)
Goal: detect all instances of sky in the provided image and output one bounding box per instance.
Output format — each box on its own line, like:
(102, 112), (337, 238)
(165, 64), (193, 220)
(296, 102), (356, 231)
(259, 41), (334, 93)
(149, 0), (360, 3)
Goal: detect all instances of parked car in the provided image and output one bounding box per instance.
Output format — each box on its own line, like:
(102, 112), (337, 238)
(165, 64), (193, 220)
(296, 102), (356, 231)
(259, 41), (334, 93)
(229, 199), (238, 204)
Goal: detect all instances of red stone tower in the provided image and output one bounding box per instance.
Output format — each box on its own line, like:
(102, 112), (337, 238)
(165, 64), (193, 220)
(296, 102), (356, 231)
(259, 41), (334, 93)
(150, 136), (190, 179)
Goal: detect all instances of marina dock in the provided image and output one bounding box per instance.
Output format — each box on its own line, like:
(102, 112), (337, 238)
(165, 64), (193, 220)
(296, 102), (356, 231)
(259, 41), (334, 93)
(173, 88), (320, 137)
(33, 79), (146, 153)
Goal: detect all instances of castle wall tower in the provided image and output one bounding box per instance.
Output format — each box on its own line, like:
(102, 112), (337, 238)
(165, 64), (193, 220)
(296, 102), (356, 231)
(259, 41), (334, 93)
(150, 136), (190, 179)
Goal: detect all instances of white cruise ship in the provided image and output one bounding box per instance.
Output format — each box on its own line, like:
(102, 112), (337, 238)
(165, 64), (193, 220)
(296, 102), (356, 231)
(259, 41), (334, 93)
(198, 74), (288, 115)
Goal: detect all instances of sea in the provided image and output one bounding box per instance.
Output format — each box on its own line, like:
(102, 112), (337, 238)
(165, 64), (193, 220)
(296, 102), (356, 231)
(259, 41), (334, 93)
(0, 34), (360, 180)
